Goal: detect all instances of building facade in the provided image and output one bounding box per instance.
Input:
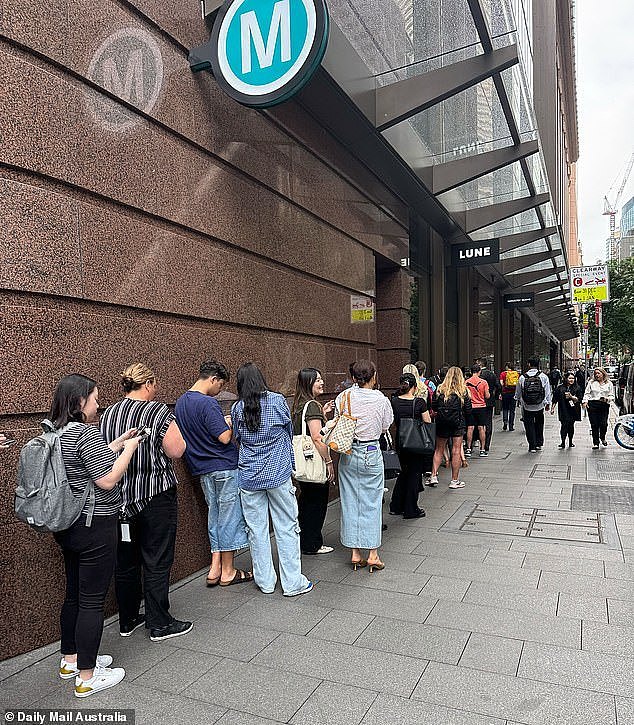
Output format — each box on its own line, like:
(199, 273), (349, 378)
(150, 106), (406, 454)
(1, 0), (579, 658)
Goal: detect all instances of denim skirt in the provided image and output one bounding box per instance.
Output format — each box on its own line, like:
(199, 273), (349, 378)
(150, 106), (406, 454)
(338, 441), (384, 549)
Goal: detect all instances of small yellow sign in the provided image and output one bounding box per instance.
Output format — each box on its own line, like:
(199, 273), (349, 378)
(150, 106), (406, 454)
(351, 295), (375, 323)
(572, 286), (609, 303)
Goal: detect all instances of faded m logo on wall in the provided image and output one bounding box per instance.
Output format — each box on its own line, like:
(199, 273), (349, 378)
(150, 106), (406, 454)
(87, 27), (163, 131)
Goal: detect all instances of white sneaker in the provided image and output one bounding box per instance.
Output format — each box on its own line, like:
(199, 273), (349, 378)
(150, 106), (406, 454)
(315, 546), (334, 554)
(74, 666), (125, 698)
(448, 480), (466, 489)
(426, 475), (439, 486)
(283, 580), (314, 597)
(60, 655), (113, 680)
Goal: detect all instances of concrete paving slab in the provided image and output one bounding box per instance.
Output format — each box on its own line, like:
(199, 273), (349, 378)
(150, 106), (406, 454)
(539, 571), (634, 599)
(518, 641), (634, 697)
(354, 616), (469, 664)
(361, 692), (506, 725)
(483, 550), (527, 566)
(522, 553), (606, 577)
(252, 632), (428, 697)
(306, 610), (375, 645)
(185, 658), (320, 722)
(581, 620), (634, 658)
(410, 541), (490, 561)
(557, 593), (609, 623)
(132, 648), (221, 694)
(608, 598), (634, 627)
(215, 711), (280, 725)
(463, 581), (558, 617)
(339, 567), (431, 595)
(458, 632), (524, 676)
(223, 596), (330, 636)
(616, 697), (634, 725)
(289, 681), (377, 725)
(510, 538), (625, 561)
(173, 618), (279, 661)
(419, 574), (472, 601)
(411, 661), (616, 725)
(425, 600), (580, 648)
(416, 558), (541, 589)
(604, 561), (634, 580)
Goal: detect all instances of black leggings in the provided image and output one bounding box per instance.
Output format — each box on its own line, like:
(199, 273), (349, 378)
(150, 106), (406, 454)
(297, 480), (329, 554)
(55, 514), (118, 670)
(390, 452), (423, 518)
(560, 420), (575, 444)
(587, 401), (610, 445)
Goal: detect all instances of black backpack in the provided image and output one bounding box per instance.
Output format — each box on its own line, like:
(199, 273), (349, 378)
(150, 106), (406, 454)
(522, 373), (545, 406)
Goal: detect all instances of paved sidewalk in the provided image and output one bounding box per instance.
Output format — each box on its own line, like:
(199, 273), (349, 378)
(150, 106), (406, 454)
(2, 413), (634, 725)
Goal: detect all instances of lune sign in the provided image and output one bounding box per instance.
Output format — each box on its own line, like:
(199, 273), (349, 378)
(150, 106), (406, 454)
(451, 239), (500, 267)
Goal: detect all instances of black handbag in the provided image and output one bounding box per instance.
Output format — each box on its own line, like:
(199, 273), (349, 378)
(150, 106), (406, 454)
(381, 431), (401, 478)
(398, 400), (436, 454)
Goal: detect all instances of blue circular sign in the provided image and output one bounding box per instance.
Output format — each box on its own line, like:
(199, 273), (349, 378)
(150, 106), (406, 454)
(210, 0), (329, 107)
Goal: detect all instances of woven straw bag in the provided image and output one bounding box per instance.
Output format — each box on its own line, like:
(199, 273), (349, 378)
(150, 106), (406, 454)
(321, 389), (357, 454)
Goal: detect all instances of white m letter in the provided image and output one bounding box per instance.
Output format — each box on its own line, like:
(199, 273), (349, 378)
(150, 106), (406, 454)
(240, 0), (291, 74)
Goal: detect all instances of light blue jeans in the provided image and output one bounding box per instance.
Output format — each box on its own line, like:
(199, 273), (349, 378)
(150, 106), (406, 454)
(338, 441), (384, 549)
(239, 480), (310, 596)
(200, 469), (249, 552)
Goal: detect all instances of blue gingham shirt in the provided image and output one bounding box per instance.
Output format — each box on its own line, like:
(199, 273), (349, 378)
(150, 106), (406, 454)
(231, 392), (294, 490)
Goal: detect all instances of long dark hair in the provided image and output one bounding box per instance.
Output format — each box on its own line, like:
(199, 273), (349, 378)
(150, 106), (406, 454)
(50, 374), (97, 428)
(236, 363), (269, 432)
(292, 368), (320, 417)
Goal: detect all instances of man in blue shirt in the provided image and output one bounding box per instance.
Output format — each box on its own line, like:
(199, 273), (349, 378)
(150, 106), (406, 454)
(175, 360), (253, 587)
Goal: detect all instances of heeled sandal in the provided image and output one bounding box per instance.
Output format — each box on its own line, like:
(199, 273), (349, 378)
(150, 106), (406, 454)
(351, 559), (368, 571)
(367, 560), (385, 573)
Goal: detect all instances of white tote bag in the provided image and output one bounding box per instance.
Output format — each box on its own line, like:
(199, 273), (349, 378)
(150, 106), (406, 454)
(292, 402), (327, 483)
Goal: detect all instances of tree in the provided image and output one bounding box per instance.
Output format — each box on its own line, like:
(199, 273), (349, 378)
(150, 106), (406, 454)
(588, 258), (634, 359)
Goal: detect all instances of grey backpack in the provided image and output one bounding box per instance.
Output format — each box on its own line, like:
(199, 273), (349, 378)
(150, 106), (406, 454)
(15, 420), (95, 533)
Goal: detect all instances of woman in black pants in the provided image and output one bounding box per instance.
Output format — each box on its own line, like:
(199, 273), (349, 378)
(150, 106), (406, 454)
(582, 367), (615, 448)
(551, 372), (582, 448)
(390, 373), (432, 518)
(51, 374), (140, 698)
(291, 368), (335, 554)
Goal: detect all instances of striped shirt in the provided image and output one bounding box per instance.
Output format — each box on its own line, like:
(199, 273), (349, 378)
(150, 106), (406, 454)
(100, 398), (178, 516)
(231, 392), (294, 491)
(335, 386), (393, 441)
(60, 423), (120, 516)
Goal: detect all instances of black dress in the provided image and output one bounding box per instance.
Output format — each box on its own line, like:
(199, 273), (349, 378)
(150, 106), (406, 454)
(390, 396), (429, 518)
(553, 383), (582, 444)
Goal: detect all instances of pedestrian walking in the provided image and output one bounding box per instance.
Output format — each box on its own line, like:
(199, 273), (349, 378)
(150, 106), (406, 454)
(336, 360), (393, 572)
(175, 359), (253, 587)
(465, 365), (490, 457)
(232, 363), (312, 596)
(479, 359), (501, 452)
(515, 358), (552, 452)
(100, 363), (192, 643)
(551, 372), (582, 448)
(499, 362), (519, 431)
(389, 373), (431, 519)
(582, 367), (615, 449)
(290, 368), (336, 555)
(51, 374), (141, 697)
(548, 367), (562, 390)
(428, 366), (472, 489)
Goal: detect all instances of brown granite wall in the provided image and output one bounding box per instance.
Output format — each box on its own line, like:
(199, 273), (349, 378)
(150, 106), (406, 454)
(0, 0), (409, 658)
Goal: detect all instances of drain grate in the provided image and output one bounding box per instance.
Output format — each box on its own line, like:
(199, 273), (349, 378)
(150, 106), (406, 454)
(530, 464), (571, 480)
(441, 502), (620, 549)
(586, 460), (634, 483)
(571, 485), (634, 514)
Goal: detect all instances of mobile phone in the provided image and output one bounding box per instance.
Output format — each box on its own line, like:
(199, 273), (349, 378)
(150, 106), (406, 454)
(135, 427), (152, 441)
(0, 437), (17, 447)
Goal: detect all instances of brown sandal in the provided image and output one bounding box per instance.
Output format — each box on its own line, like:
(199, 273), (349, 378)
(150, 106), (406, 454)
(219, 569), (254, 587)
(206, 576), (220, 587)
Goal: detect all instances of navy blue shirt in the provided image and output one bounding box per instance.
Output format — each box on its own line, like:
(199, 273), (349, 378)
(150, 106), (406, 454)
(175, 391), (238, 476)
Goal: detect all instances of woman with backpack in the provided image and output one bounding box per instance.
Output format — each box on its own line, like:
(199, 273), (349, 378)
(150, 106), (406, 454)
(50, 374), (141, 698)
(428, 367), (473, 489)
(500, 363), (519, 431)
(551, 371), (582, 448)
(290, 368), (335, 555)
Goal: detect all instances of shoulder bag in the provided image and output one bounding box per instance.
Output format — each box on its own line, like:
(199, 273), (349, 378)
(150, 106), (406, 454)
(321, 389), (357, 455)
(398, 399), (436, 455)
(292, 402), (327, 483)
(381, 430), (401, 479)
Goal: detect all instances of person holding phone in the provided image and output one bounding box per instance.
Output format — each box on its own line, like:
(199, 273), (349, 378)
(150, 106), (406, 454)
(0, 433), (16, 449)
(100, 363), (191, 642)
(582, 367), (614, 448)
(336, 360), (393, 573)
(551, 372), (582, 448)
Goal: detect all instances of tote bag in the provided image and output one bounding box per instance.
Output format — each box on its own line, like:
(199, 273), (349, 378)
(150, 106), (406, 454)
(321, 389), (357, 455)
(292, 402), (327, 483)
(381, 430), (401, 479)
(398, 400), (436, 455)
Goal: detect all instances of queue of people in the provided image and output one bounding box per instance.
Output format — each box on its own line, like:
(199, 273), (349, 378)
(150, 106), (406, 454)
(9, 354), (617, 700)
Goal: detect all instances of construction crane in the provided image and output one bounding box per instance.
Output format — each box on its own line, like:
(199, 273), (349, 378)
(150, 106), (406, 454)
(603, 150), (634, 261)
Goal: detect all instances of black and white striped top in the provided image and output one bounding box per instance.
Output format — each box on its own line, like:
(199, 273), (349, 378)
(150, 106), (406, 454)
(100, 398), (178, 517)
(60, 423), (120, 516)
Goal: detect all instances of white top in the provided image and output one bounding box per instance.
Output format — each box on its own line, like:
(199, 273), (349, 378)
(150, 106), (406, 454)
(582, 380), (614, 404)
(335, 385), (394, 441)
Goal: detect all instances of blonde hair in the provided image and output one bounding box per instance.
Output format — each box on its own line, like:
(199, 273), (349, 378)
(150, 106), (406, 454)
(121, 362), (156, 393)
(437, 366), (467, 399)
(594, 367), (609, 383)
(402, 363), (427, 399)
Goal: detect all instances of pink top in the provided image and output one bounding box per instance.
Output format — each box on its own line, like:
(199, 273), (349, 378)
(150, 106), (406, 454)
(466, 376), (488, 408)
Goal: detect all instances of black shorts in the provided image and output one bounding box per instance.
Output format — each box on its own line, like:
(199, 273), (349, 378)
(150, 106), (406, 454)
(435, 422), (465, 440)
(468, 408), (487, 427)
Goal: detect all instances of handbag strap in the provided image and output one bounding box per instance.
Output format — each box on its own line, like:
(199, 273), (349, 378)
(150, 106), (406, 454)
(301, 401), (312, 437)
